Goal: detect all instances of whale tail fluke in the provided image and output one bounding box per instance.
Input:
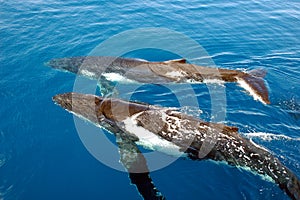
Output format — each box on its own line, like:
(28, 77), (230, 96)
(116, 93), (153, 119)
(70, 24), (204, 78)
(238, 69), (270, 104)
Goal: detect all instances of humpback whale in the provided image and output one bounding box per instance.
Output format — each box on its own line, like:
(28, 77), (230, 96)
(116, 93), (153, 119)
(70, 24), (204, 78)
(53, 92), (299, 200)
(46, 56), (270, 104)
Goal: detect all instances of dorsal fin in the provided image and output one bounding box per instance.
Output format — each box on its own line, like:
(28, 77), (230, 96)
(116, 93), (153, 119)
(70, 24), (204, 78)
(163, 58), (187, 64)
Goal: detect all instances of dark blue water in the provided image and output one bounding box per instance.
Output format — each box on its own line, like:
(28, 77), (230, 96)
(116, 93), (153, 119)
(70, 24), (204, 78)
(1, 0), (300, 199)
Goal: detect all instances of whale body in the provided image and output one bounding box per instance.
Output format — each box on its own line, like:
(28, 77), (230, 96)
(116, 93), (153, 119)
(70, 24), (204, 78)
(46, 56), (270, 104)
(53, 92), (299, 200)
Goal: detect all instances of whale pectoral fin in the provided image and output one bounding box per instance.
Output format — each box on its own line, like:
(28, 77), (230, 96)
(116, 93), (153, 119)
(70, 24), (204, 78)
(116, 132), (147, 172)
(98, 75), (119, 97)
(129, 173), (166, 200)
(116, 132), (166, 200)
(163, 58), (187, 64)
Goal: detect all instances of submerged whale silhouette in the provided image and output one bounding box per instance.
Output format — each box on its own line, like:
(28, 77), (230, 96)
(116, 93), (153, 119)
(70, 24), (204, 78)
(46, 56), (270, 104)
(53, 92), (299, 200)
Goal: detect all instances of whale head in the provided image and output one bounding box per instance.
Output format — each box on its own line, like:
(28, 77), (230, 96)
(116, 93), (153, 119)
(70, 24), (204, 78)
(53, 92), (149, 124)
(45, 57), (87, 74)
(53, 92), (104, 124)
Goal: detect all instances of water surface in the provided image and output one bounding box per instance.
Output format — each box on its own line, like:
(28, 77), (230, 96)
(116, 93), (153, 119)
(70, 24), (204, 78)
(1, 0), (299, 199)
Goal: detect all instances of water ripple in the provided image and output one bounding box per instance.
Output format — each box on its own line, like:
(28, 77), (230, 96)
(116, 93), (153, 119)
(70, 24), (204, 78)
(0, 0), (299, 199)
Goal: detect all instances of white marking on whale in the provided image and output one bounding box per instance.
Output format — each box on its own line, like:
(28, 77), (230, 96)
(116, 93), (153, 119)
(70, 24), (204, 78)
(123, 112), (185, 157)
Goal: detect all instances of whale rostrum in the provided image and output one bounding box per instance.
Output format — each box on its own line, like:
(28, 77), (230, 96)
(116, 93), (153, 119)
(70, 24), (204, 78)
(53, 92), (299, 200)
(46, 56), (270, 104)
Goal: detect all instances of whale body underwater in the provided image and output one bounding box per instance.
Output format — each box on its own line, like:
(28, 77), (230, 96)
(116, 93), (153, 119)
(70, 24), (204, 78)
(53, 92), (299, 200)
(46, 56), (270, 104)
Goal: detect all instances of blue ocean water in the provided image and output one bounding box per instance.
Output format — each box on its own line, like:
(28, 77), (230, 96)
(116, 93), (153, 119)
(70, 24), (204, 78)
(1, 0), (300, 199)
